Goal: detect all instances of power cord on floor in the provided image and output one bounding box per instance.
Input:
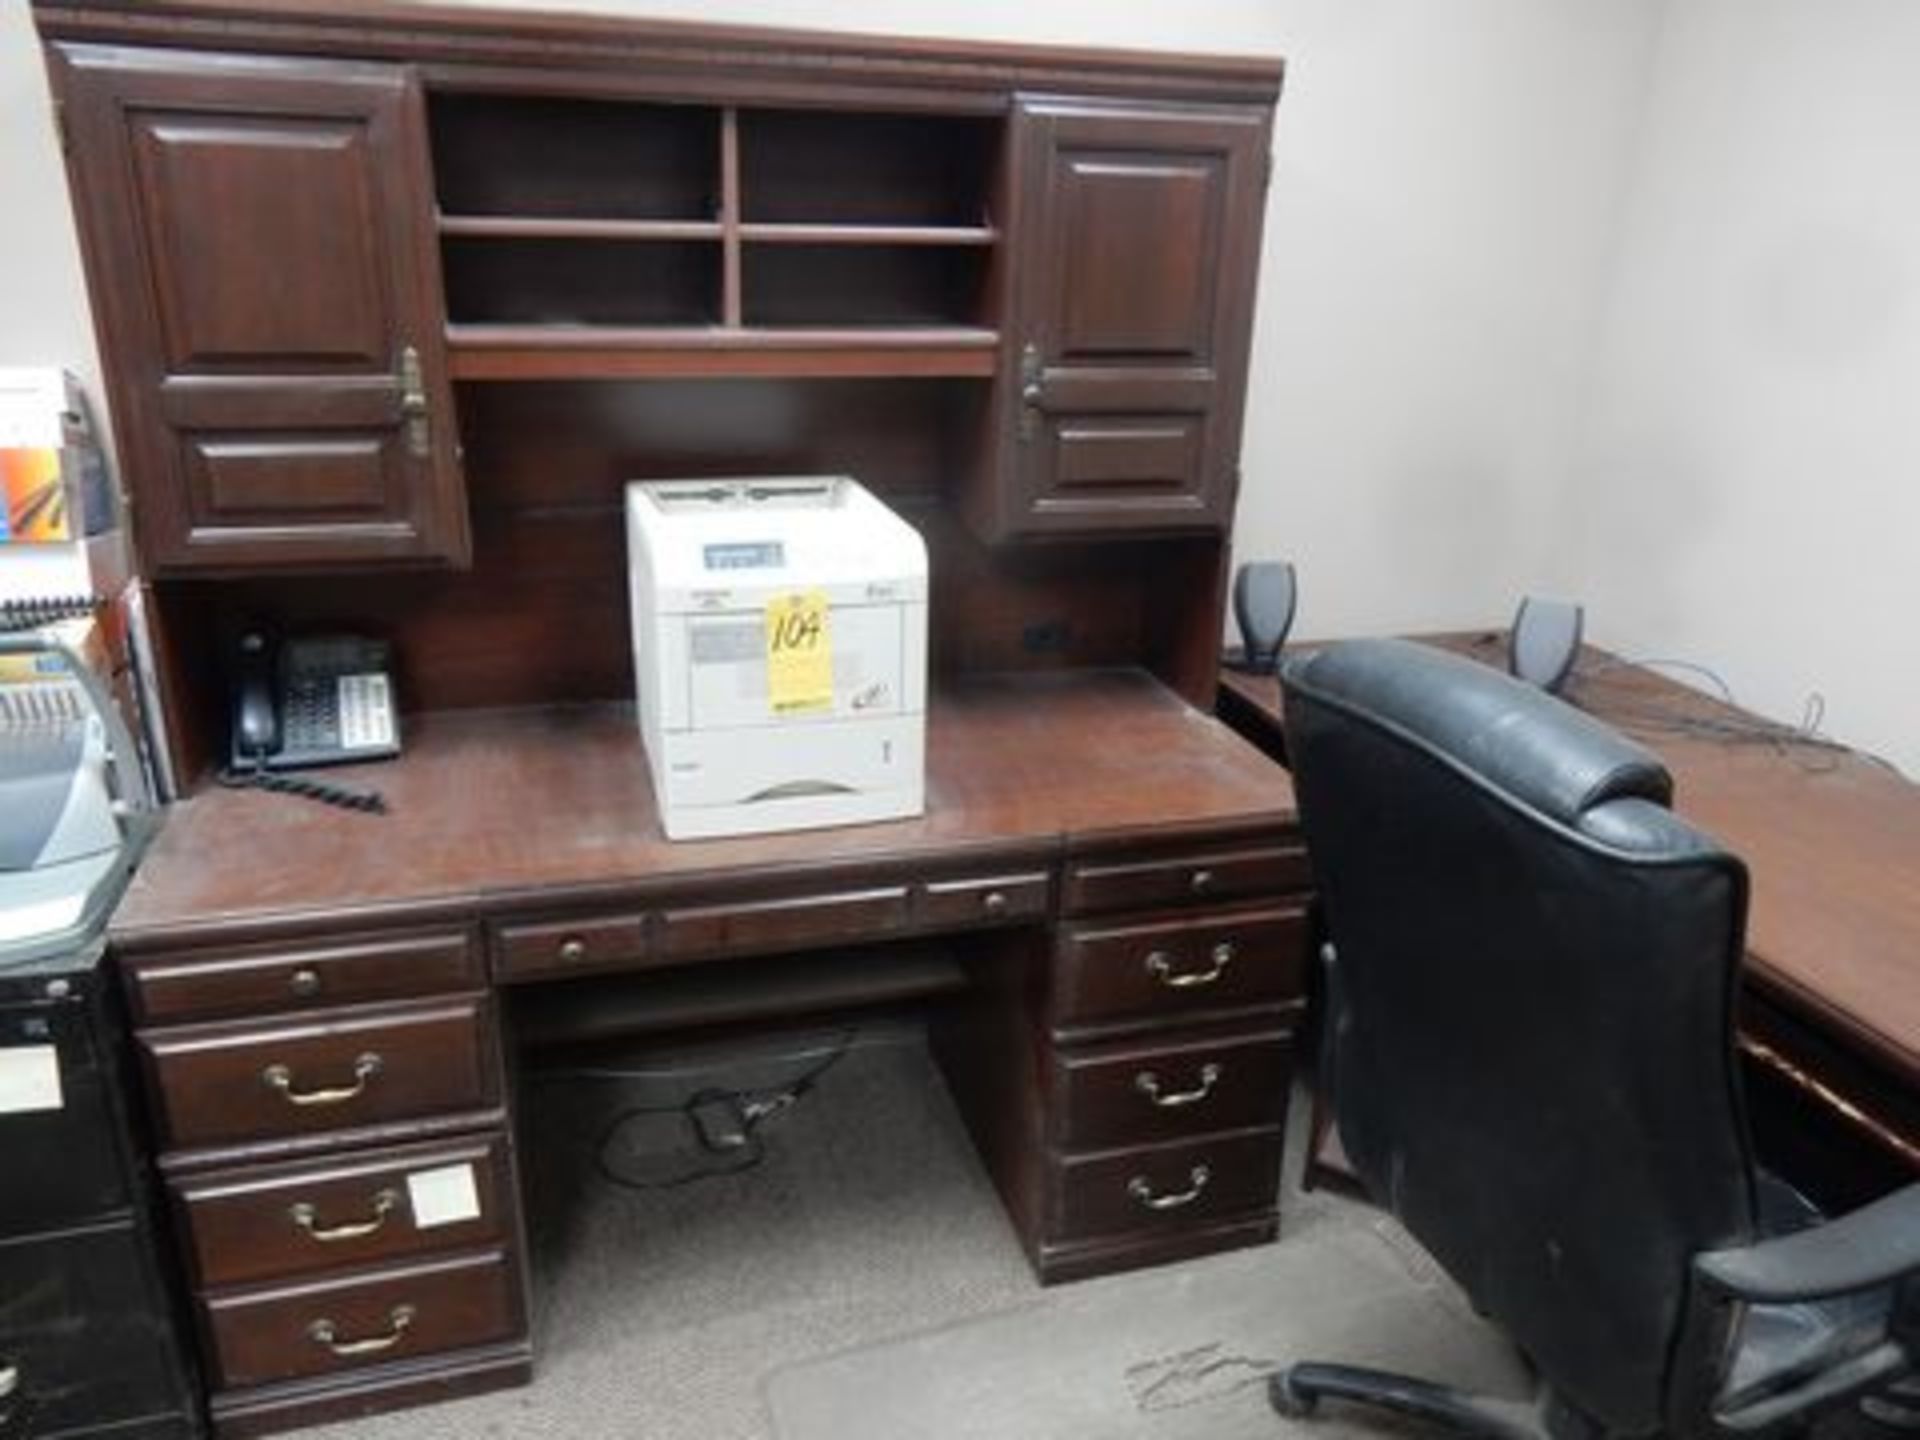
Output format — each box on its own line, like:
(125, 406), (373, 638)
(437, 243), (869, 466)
(547, 1030), (859, 1193)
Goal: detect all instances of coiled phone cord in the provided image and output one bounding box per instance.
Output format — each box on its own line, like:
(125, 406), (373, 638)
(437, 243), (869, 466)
(217, 762), (387, 815)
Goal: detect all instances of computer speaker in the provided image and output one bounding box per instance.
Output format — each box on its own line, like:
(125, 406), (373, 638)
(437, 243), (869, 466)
(1509, 596), (1584, 694)
(1229, 561), (1298, 675)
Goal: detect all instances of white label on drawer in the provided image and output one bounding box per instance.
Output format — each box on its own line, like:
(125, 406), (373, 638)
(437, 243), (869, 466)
(407, 1162), (481, 1229)
(0, 1045), (62, 1114)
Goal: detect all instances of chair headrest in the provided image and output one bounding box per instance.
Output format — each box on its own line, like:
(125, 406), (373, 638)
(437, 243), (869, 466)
(1283, 638), (1673, 825)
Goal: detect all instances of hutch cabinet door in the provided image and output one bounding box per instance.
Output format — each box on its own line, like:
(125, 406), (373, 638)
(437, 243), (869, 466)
(1002, 99), (1268, 538)
(52, 47), (469, 573)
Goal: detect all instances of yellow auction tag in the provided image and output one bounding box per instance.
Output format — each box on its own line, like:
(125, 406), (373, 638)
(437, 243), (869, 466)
(765, 589), (833, 715)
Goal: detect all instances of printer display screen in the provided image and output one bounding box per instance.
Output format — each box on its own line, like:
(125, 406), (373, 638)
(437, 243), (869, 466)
(703, 542), (785, 571)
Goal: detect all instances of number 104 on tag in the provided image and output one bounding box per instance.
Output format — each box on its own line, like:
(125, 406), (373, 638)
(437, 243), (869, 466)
(765, 590), (833, 715)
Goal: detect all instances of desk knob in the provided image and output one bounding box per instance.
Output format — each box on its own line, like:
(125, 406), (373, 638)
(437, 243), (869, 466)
(981, 890), (1008, 917)
(1190, 868), (1215, 896)
(288, 968), (322, 999)
(558, 937), (587, 964)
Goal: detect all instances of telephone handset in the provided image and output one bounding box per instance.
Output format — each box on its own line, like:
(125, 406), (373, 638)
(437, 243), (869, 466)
(226, 631), (397, 813)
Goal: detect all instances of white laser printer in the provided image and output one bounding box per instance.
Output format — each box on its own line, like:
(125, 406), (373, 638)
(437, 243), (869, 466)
(625, 476), (928, 840)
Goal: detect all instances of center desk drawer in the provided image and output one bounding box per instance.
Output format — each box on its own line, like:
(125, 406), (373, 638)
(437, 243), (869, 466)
(659, 886), (912, 963)
(1053, 904), (1309, 1030)
(173, 1134), (513, 1290)
(202, 1247), (520, 1391)
(140, 996), (498, 1152)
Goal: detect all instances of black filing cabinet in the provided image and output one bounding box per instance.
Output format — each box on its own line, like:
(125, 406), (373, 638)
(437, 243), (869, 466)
(0, 949), (201, 1438)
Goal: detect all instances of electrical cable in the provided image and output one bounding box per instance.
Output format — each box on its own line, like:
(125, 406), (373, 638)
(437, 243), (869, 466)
(217, 762), (388, 814)
(1569, 657), (1906, 778)
(0, 595), (98, 633)
(547, 1029), (860, 1193)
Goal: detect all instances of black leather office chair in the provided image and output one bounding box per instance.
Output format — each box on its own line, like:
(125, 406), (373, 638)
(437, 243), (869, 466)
(1275, 638), (1920, 1440)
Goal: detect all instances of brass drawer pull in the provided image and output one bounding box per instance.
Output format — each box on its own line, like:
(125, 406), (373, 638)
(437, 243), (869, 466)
(307, 1303), (416, 1358)
(1134, 1062), (1222, 1109)
(1128, 1164), (1212, 1211)
(981, 889), (1008, 917)
(287, 967), (322, 999)
(1145, 942), (1235, 989)
(289, 1187), (401, 1243)
(398, 344), (431, 459)
(1190, 867), (1215, 895)
(558, 936), (587, 964)
(262, 1052), (382, 1107)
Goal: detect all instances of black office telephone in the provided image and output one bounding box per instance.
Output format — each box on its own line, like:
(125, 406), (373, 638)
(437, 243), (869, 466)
(225, 631), (397, 812)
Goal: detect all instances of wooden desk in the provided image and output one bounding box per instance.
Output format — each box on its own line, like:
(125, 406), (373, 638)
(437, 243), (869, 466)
(37, 4), (1293, 1430)
(112, 670), (1310, 1434)
(1219, 636), (1920, 1193)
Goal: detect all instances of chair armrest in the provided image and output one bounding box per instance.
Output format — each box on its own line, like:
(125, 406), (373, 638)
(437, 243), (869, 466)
(1696, 1182), (1920, 1303)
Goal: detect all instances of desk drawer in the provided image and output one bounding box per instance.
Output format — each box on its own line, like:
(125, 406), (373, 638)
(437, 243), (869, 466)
(127, 929), (480, 1026)
(659, 886), (911, 962)
(1050, 1025), (1294, 1150)
(140, 996), (498, 1152)
(202, 1246), (520, 1390)
(173, 1133), (513, 1290)
(916, 871), (1052, 929)
(1048, 1127), (1283, 1242)
(1053, 905), (1309, 1030)
(493, 912), (648, 982)
(1064, 842), (1309, 917)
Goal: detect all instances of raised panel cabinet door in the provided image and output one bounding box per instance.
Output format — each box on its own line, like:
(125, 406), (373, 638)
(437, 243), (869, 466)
(1003, 98), (1269, 538)
(51, 45), (469, 573)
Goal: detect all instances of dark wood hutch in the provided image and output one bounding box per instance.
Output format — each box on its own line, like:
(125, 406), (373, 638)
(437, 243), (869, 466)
(34, 2), (1301, 1433)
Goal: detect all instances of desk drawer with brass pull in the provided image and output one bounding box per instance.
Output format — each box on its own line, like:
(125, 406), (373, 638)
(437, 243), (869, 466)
(139, 995), (498, 1152)
(1049, 1024), (1294, 1150)
(200, 1246), (520, 1390)
(1063, 842), (1310, 917)
(1048, 1126), (1284, 1242)
(492, 912), (649, 982)
(172, 1133), (513, 1289)
(127, 929), (480, 1025)
(1052, 905), (1309, 1031)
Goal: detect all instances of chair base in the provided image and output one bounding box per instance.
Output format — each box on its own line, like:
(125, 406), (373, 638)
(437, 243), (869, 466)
(1271, 1363), (1563, 1440)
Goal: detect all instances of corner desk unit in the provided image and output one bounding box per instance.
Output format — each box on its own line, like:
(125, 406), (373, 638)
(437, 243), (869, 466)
(32, 4), (1296, 1429)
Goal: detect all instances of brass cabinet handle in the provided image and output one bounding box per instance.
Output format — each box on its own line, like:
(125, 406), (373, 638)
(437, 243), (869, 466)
(981, 890), (1009, 917)
(307, 1304), (416, 1358)
(289, 1187), (401, 1243)
(558, 936), (587, 964)
(1128, 1164), (1212, 1211)
(398, 344), (431, 459)
(1189, 868), (1216, 895)
(1017, 342), (1044, 443)
(287, 967), (322, 999)
(1145, 942), (1235, 989)
(1134, 1062), (1223, 1109)
(262, 1052), (382, 1107)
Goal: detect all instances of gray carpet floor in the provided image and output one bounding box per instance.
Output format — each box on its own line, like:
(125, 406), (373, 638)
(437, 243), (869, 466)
(294, 1029), (1518, 1440)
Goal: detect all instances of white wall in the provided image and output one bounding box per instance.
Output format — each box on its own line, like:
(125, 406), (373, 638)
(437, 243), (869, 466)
(0, 0), (95, 598)
(1571, 0), (1920, 774)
